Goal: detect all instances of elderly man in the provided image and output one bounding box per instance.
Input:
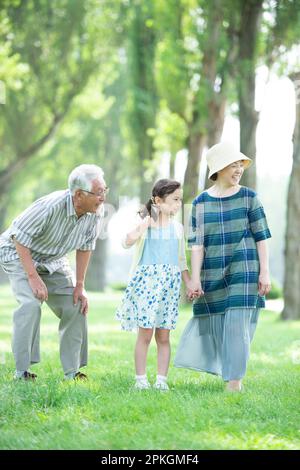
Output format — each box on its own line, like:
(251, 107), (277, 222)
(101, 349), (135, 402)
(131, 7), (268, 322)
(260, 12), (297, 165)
(0, 164), (108, 381)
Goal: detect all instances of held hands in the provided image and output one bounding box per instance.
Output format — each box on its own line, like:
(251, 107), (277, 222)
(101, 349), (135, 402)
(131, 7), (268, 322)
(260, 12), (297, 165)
(186, 279), (204, 301)
(28, 273), (48, 302)
(258, 270), (271, 297)
(73, 283), (89, 315)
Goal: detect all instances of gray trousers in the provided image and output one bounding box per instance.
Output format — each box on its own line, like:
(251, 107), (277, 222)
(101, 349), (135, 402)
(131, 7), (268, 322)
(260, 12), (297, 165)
(1, 259), (87, 374)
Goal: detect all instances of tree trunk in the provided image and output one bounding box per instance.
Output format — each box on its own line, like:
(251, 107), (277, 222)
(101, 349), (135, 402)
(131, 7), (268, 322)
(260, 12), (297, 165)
(281, 73), (300, 320)
(207, 96), (227, 149)
(183, 127), (207, 202)
(182, 97), (227, 200)
(204, 96), (227, 190)
(85, 238), (108, 292)
(139, 158), (154, 204)
(238, 0), (263, 190)
(169, 152), (176, 179)
(183, 0), (226, 201)
(0, 196), (9, 233)
(129, 1), (157, 203)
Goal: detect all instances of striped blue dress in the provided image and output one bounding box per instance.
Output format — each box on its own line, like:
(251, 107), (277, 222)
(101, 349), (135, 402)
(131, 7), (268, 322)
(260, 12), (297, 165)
(174, 186), (271, 381)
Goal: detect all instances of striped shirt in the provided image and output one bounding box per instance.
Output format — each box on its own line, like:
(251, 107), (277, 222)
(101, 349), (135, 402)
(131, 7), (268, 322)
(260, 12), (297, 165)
(0, 190), (103, 274)
(188, 186), (271, 315)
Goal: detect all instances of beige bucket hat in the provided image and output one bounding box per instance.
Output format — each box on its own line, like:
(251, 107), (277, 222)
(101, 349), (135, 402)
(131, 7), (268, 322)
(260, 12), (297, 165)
(206, 141), (252, 179)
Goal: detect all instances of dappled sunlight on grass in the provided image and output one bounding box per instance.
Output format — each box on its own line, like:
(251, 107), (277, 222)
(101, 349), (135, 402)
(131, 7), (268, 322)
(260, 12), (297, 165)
(286, 340), (300, 365)
(189, 429), (299, 450)
(88, 343), (121, 354)
(251, 352), (281, 365)
(88, 324), (120, 333)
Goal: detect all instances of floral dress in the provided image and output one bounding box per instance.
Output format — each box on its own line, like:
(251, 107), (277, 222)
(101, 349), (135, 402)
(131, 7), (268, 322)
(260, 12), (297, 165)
(116, 223), (182, 331)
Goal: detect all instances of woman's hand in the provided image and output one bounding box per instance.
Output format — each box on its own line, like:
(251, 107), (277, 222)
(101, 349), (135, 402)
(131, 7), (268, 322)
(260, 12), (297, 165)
(258, 270), (271, 296)
(186, 279), (204, 301)
(137, 215), (152, 233)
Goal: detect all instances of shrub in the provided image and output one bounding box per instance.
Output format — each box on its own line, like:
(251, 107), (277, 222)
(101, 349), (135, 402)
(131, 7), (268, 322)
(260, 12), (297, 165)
(110, 283), (127, 292)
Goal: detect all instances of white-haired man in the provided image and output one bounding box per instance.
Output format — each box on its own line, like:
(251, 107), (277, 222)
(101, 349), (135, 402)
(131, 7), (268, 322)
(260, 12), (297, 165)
(0, 164), (108, 381)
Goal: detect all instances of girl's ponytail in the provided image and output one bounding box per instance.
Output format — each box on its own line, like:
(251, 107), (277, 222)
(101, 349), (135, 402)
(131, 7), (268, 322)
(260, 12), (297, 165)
(139, 198), (153, 219)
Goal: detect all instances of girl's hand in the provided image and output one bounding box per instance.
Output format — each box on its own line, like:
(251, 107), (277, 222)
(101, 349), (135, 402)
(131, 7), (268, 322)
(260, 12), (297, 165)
(137, 215), (152, 233)
(124, 215), (154, 247)
(258, 271), (271, 296)
(186, 279), (204, 301)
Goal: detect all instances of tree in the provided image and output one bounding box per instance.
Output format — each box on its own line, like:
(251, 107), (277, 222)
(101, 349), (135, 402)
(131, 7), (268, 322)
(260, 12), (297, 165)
(237, 0), (264, 189)
(156, 0), (240, 202)
(0, 0), (115, 230)
(183, 0), (229, 200)
(238, 0), (300, 190)
(85, 71), (128, 292)
(125, 0), (158, 202)
(281, 72), (300, 320)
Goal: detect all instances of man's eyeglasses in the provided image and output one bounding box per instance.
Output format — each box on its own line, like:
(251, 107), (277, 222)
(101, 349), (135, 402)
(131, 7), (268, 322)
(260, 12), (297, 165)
(81, 188), (109, 197)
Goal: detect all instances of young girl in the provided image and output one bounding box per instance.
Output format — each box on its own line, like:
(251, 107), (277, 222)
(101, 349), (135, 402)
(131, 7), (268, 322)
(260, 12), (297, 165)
(116, 179), (192, 391)
(174, 142), (272, 392)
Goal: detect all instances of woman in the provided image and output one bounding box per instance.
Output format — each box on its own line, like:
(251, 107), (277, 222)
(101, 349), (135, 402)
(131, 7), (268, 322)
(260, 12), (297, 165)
(174, 142), (271, 392)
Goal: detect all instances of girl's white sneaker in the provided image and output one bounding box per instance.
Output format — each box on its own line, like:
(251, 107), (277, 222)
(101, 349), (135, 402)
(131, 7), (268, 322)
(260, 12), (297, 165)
(154, 381), (169, 391)
(134, 379), (151, 390)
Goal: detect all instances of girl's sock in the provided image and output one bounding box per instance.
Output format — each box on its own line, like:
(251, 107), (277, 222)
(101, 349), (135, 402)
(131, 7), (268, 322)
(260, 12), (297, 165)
(136, 374), (148, 382)
(154, 375), (169, 391)
(134, 374), (151, 389)
(156, 374), (167, 384)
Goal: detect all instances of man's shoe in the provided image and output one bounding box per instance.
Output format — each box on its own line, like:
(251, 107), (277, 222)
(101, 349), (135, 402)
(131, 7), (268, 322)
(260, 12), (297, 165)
(153, 381), (169, 391)
(15, 371), (37, 381)
(74, 372), (88, 381)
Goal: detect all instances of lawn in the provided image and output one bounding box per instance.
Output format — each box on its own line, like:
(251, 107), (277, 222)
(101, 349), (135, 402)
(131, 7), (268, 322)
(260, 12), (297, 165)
(0, 284), (299, 450)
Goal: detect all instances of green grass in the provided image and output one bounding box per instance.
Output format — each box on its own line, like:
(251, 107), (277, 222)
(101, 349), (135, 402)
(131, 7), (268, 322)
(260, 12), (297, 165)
(0, 284), (299, 450)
